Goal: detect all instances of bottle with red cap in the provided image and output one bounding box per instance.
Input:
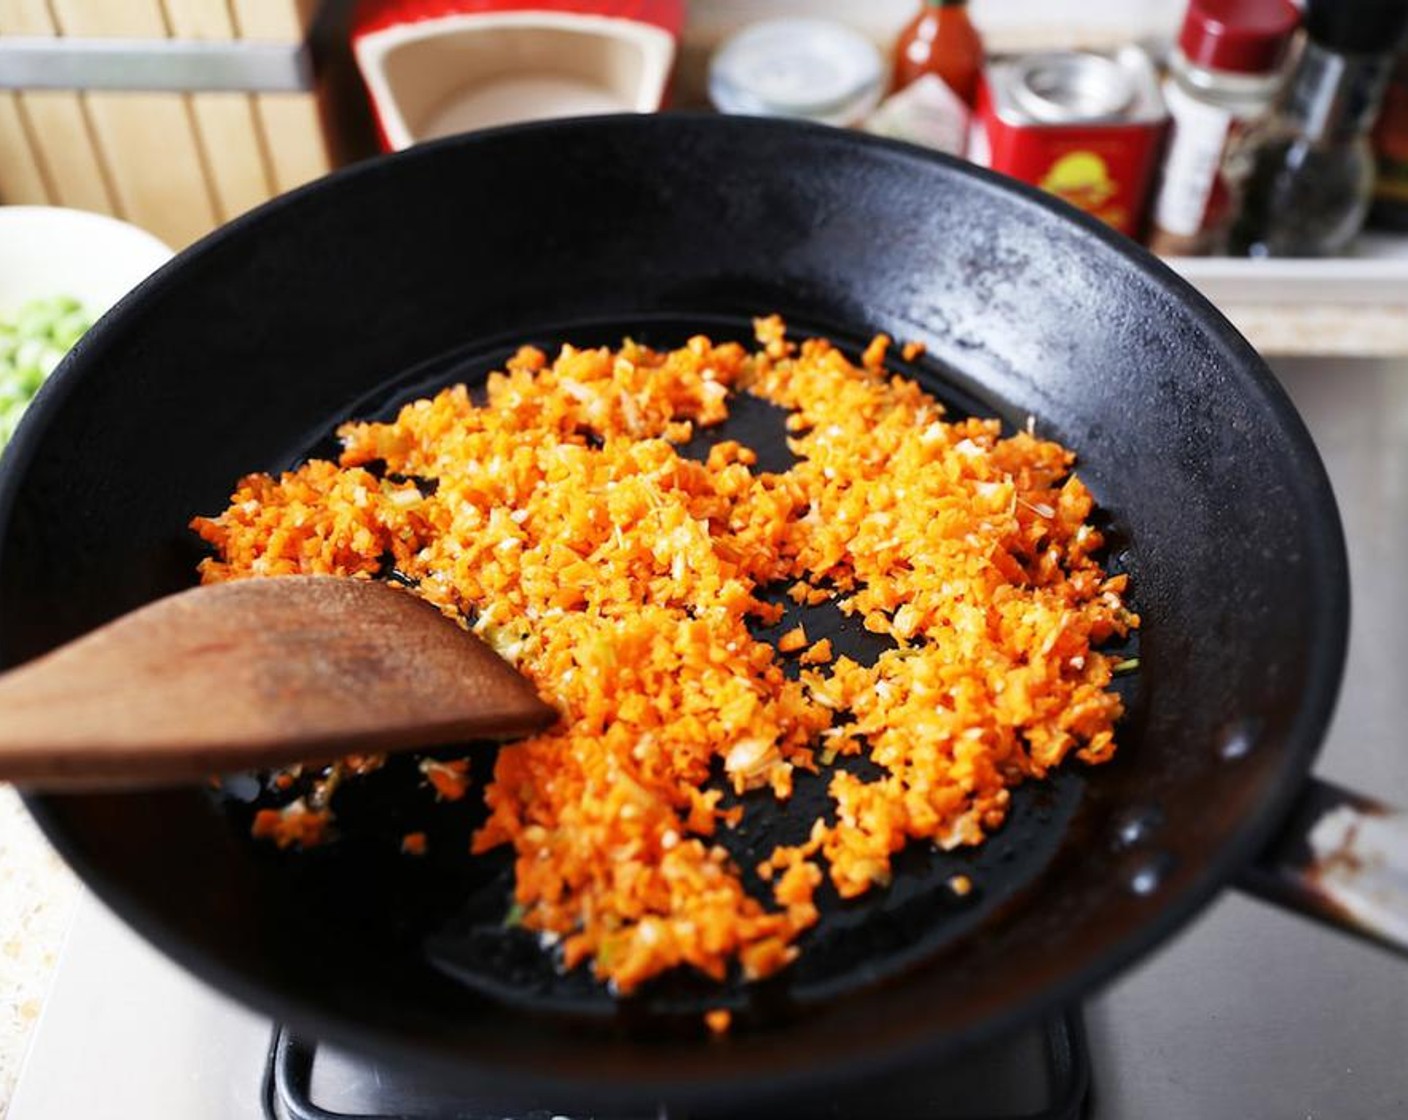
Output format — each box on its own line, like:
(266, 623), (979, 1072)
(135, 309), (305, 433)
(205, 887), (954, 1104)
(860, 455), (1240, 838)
(1148, 0), (1301, 256)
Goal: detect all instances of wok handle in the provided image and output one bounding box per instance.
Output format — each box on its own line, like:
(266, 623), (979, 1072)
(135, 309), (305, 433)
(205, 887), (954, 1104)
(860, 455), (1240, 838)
(1236, 777), (1408, 958)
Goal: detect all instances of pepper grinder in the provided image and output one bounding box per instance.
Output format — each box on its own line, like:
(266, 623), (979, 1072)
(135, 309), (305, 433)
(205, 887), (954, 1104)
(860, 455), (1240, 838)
(1229, 0), (1408, 256)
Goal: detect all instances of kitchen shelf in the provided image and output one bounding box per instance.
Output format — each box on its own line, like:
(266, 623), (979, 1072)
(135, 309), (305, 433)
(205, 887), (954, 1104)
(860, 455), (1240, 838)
(1166, 233), (1408, 306)
(680, 1), (1408, 358)
(1164, 233), (1408, 357)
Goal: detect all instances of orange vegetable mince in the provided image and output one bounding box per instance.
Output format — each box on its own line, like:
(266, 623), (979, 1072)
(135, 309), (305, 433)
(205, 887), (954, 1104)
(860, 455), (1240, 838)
(191, 316), (1137, 995)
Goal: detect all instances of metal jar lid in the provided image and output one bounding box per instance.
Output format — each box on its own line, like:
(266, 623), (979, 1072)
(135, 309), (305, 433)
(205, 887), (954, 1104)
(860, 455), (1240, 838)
(1010, 52), (1136, 123)
(709, 18), (885, 128)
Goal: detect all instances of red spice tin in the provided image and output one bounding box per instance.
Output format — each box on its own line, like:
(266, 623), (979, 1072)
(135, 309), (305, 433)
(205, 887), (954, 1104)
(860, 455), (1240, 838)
(971, 48), (1168, 237)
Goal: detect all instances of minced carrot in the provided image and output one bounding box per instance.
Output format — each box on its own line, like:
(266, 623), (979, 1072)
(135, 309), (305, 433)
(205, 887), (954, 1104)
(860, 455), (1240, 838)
(250, 802), (331, 849)
(705, 1009), (732, 1035)
(420, 758), (470, 802)
(777, 626), (808, 654)
(861, 333), (890, 370)
(401, 831), (428, 856)
(194, 315), (1136, 996)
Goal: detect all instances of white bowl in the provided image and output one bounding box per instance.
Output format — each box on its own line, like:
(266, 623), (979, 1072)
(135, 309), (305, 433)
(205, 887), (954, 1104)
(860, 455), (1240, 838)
(0, 206), (173, 319)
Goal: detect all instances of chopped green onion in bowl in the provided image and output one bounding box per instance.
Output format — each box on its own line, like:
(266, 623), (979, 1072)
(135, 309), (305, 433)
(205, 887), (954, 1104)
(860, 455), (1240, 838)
(0, 295), (91, 449)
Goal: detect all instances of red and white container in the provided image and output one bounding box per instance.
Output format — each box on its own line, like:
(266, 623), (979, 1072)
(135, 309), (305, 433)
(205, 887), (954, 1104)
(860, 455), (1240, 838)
(971, 48), (1169, 238)
(351, 0), (684, 152)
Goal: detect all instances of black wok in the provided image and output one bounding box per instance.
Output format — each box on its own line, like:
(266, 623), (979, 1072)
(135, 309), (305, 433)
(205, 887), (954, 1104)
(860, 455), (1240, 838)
(0, 115), (1393, 1109)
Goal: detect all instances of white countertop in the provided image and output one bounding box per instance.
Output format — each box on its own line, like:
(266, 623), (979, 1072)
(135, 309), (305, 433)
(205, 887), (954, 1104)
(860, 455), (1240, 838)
(0, 786), (75, 1114)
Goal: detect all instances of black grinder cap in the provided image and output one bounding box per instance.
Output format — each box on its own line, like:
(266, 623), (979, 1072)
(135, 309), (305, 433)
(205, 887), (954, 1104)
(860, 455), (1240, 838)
(1305, 0), (1408, 55)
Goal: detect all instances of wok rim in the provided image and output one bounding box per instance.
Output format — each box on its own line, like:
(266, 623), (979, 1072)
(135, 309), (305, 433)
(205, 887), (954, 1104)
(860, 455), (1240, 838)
(1, 113), (1350, 1104)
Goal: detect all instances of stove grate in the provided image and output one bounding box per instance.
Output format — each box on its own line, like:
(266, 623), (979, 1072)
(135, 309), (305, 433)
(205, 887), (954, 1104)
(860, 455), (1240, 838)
(263, 1010), (1089, 1120)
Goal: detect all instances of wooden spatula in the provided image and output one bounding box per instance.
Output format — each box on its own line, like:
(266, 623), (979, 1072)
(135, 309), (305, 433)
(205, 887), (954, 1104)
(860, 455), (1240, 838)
(0, 576), (555, 790)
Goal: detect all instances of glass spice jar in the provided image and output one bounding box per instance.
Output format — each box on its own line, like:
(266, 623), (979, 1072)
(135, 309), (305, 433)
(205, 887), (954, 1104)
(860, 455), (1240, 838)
(709, 18), (886, 128)
(1229, 0), (1408, 257)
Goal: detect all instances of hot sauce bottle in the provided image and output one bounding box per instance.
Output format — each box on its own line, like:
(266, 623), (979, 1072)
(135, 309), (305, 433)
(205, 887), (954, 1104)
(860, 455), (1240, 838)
(892, 0), (984, 105)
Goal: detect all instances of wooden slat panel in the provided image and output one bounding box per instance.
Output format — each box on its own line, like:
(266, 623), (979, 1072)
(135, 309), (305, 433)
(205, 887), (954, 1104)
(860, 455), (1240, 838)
(0, 0), (116, 214)
(49, 0), (168, 39)
(11, 92), (113, 212)
(78, 91), (219, 245)
(48, 0), (219, 246)
(0, 93), (53, 204)
(247, 92), (329, 194)
(229, 0), (331, 194)
(0, 0), (51, 33)
(161, 0), (275, 222)
(228, 0), (319, 40)
(183, 94), (275, 220)
(161, 0), (236, 38)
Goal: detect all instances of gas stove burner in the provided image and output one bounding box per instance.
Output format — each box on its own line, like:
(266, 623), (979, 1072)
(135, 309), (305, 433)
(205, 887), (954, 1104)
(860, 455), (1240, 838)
(262, 1010), (1089, 1120)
